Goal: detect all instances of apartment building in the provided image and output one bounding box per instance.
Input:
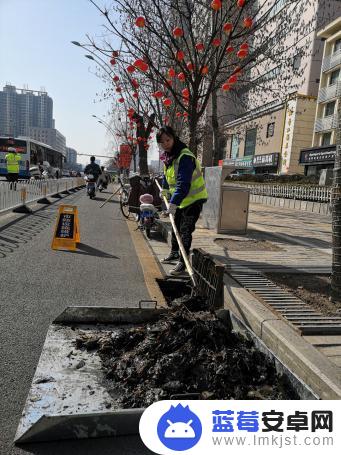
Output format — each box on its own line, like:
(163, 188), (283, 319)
(214, 0), (341, 174)
(299, 17), (341, 177)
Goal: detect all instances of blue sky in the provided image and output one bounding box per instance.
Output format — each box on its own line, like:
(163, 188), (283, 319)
(0, 0), (159, 165)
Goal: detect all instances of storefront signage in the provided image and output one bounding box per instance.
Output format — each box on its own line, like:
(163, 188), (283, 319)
(235, 157), (253, 168)
(253, 153), (279, 167)
(299, 146), (336, 164)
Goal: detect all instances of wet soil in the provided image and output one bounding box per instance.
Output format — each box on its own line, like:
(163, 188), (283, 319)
(75, 304), (298, 408)
(266, 273), (341, 315)
(215, 238), (282, 251)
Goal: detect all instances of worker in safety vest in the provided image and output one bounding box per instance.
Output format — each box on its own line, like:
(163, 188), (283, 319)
(5, 146), (21, 190)
(157, 125), (208, 276)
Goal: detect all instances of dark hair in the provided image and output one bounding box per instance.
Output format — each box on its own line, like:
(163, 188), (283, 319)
(90, 156), (95, 162)
(156, 125), (188, 157)
(156, 125), (178, 143)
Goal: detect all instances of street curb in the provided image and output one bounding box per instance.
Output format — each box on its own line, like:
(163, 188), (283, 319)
(223, 274), (341, 399)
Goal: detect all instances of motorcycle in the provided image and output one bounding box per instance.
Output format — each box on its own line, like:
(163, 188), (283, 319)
(84, 174), (96, 199)
(139, 194), (158, 238)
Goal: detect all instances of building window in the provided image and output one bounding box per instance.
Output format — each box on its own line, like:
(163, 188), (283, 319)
(325, 101), (336, 117)
(334, 38), (341, 53)
(321, 132), (332, 146)
(266, 122), (275, 138)
(244, 128), (257, 157)
(329, 69), (340, 86)
(230, 134), (240, 159)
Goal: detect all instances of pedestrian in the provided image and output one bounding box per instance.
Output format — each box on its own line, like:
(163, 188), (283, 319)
(5, 146), (21, 190)
(157, 125), (208, 275)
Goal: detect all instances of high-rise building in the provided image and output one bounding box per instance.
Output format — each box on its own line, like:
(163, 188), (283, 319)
(65, 147), (77, 165)
(0, 85), (53, 137)
(29, 127), (66, 156)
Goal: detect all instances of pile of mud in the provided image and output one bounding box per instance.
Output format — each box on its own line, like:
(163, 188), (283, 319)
(75, 307), (298, 408)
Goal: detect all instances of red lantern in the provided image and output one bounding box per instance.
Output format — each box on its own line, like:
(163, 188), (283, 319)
(183, 112), (188, 118)
(176, 50), (185, 61)
(127, 65), (135, 73)
(226, 46), (234, 54)
(131, 79), (139, 89)
(112, 51), (119, 57)
(195, 42), (204, 52)
(165, 79), (173, 87)
(187, 62), (194, 71)
(152, 90), (164, 98)
(118, 97), (124, 103)
(177, 72), (186, 81)
(243, 17), (253, 28)
(137, 136), (143, 142)
(201, 66), (209, 75)
(110, 58), (116, 65)
(128, 108), (135, 115)
(212, 38), (221, 47)
(173, 27), (184, 38)
(211, 0), (222, 11)
(133, 92), (139, 98)
(163, 98), (172, 107)
(135, 16), (146, 27)
(168, 68), (176, 78)
(237, 49), (248, 59)
(116, 87), (122, 93)
(113, 75), (119, 82)
(240, 42), (249, 50)
(228, 75), (238, 84)
(237, 0), (246, 7)
(223, 23), (233, 33)
(222, 82), (231, 91)
(134, 59), (148, 72)
(176, 112), (182, 118)
(182, 88), (189, 98)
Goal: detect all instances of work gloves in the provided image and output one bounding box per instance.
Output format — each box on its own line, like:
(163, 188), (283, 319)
(159, 188), (170, 199)
(166, 203), (177, 216)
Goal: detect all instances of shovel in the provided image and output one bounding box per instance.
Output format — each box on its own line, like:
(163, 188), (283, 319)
(155, 180), (197, 289)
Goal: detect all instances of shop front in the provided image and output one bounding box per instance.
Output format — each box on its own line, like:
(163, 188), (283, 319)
(253, 153), (280, 174)
(299, 145), (335, 176)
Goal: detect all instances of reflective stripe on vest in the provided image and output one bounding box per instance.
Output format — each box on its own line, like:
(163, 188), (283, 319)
(6, 153), (20, 173)
(164, 148), (208, 209)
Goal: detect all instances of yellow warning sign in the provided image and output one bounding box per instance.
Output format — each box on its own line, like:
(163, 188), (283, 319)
(51, 205), (80, 251)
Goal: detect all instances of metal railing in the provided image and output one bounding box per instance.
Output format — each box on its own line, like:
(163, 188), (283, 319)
(322, 49), (341, 72)
(314, 114), (338, 132)
(0, 177), (85, 213)
(317, 81), (341, 103)
(226, 183), (332, 202)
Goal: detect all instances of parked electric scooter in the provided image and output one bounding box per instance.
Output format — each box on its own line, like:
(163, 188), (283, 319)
(138, 193), (158, 238)
(84, 174), (96, 199)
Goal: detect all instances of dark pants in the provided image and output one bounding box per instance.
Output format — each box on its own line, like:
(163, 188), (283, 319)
(171, 200), (204, 261)
(6, 173), (19, 190)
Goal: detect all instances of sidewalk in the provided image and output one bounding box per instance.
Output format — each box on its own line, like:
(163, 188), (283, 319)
(149, 202), (341, 398)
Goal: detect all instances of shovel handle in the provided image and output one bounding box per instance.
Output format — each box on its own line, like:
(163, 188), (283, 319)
(156, 180), (197, 288)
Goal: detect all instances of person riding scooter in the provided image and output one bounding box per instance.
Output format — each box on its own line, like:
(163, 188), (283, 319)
(97, 166), (110, 191)
(84, 156), (101, 199)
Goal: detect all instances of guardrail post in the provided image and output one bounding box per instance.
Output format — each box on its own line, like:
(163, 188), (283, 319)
(13, 187), (32, 213)
(50, 181), (62, 199)
(37, 182), (51, 204)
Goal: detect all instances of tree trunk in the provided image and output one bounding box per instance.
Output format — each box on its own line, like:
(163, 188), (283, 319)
(331, 95), (341, 303)
(139, 143), (149, 175)
(188, 114), (198, 156)
(211, 88), (220, 166)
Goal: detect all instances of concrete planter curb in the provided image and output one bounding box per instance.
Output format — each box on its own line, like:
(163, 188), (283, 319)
(224, 274), (341, 399)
